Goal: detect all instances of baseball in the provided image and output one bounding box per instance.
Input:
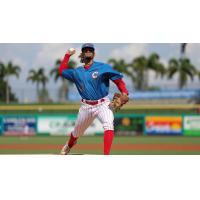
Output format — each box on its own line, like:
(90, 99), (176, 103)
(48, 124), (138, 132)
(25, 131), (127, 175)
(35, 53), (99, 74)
(69, 48), (75, 52)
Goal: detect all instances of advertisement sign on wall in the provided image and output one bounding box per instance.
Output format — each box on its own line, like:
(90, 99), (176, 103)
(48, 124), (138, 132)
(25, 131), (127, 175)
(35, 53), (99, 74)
(3, 116), (36, 136)
(145, 116), (182, 135)
(37, 115), (104, 136)
(114, 116), (144, 136)
(184, 116), (200, 136)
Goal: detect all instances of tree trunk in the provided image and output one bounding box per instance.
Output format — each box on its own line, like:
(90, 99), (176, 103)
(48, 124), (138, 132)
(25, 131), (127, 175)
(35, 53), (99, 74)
(137, 71), (145, 90)
(6, 77), (9, 104)
(59, 79), (69, 102)
(144, 70), (149, 90)
(36, 83), (39, 102)
(178, 74), (183, 89)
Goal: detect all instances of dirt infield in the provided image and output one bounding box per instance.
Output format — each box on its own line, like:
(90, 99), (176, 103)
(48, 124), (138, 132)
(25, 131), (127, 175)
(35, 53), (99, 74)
(1, 143), (200, 151)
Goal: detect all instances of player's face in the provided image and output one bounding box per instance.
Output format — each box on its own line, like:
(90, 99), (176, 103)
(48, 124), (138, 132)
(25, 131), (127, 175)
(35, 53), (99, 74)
(82, 48), (95, 59)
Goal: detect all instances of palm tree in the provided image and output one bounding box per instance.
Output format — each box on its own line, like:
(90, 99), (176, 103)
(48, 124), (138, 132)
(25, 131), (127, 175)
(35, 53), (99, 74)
(130, 56), (147, 90)
(109, 54), (165, 90)
(27, 68), (49, 102)
(196, 70), (200, 80)
(0, 61), (21, 103)
(27, 69), (41, 95)
(50, 59), (76, 102)
(130, 53), (165, 90)
(147, 53), (166, 77)
(108, 59), (129, 73)
(167, 58), (196, 89)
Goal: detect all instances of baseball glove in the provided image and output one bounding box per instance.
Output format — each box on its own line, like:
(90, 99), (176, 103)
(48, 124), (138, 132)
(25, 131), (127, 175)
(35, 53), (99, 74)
(110, 93), (129, 112)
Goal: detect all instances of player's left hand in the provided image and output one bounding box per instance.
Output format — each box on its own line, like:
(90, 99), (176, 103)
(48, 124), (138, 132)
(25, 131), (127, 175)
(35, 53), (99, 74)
(109, 93), (129, 112)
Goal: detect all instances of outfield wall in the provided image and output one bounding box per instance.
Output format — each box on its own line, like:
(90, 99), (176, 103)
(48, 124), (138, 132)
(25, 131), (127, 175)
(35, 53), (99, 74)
(0, 113), (200, 136)
(0, 104), (200, 114)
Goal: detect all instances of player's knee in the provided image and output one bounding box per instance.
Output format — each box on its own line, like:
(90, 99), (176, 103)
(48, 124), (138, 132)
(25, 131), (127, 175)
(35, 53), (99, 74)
(72, 130), (83, 138)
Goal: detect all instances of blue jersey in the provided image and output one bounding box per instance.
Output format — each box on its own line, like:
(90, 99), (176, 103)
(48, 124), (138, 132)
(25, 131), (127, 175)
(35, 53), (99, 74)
(62, 61), (123, 100)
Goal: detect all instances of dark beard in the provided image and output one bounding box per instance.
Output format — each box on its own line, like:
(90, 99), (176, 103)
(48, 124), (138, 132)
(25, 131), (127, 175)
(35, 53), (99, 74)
(84, 57), (92, 63)
(81, 56), (93, 64)
(80, 52), (94, 63)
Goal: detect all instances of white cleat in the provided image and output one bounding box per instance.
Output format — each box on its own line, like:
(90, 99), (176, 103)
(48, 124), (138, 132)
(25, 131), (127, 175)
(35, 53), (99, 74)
(60, 145), (71, 155)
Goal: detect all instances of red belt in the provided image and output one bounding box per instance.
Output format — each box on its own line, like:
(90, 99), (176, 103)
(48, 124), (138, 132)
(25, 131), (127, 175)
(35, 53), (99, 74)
(82, 98), (105, 105)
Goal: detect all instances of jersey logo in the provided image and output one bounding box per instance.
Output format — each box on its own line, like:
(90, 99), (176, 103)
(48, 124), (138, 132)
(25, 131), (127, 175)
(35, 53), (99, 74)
(92, 71), (99, 79)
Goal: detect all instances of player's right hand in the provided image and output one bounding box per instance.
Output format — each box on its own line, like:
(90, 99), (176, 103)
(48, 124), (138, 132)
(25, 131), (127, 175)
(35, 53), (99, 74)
(67, 48), (76, 56)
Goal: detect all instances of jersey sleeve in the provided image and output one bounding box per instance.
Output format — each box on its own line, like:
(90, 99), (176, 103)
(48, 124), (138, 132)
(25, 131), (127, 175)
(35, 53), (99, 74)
(112, 78), (129, 95)
(105, 65), (123, 81)
(59, 54), (70, 75)
(62, 69), (75, 82)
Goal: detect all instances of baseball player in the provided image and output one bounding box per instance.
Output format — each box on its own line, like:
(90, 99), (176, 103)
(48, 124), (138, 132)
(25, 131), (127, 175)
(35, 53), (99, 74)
(60, 43), (129, 155)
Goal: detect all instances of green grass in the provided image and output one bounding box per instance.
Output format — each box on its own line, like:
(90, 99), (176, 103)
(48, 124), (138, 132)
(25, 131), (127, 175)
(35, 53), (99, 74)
(1, 135), (200, 144)
(1, 136), (200, 155)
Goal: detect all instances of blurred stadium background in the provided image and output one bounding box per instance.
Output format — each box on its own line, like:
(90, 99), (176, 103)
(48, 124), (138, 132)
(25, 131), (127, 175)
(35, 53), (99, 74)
(1, 43), (200, 154)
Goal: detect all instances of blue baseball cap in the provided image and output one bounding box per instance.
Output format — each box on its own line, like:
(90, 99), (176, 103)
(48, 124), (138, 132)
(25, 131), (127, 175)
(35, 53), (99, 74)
(81, 43), (95, 51)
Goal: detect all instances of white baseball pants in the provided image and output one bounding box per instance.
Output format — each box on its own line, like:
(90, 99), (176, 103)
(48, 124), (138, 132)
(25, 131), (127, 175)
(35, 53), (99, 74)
(72, 97), (114, 138)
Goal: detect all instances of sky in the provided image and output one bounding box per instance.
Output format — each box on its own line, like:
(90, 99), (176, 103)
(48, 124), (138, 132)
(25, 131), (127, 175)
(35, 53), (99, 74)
(0, 43), (200, 102)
